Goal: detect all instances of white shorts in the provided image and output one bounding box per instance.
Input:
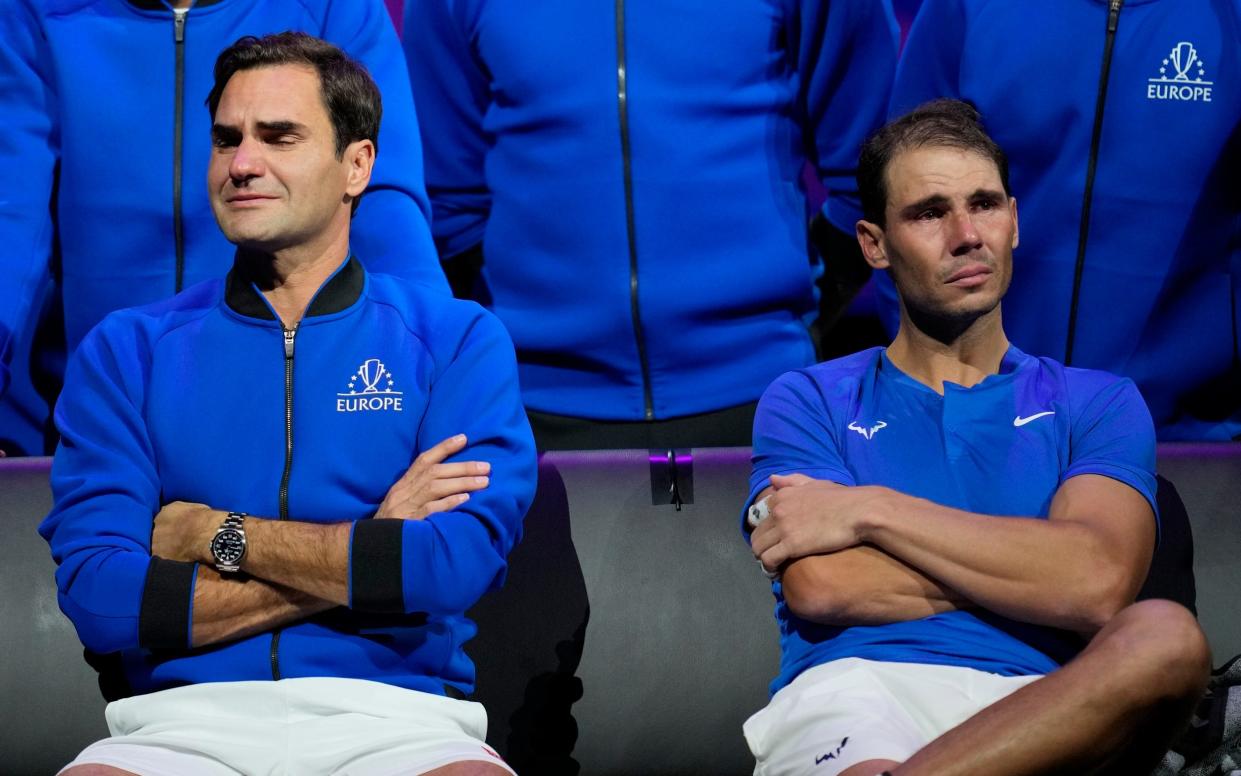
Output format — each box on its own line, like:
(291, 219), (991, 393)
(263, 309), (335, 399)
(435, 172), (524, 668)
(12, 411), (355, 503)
(743, 658), (1042, 776)
(61, 677), (514, 776)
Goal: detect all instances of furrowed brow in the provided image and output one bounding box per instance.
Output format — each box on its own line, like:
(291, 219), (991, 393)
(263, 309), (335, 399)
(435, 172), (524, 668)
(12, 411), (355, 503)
(899, 194), (950, 217)
(255, 120), (308, 134)
(970, 188), (1007, 202)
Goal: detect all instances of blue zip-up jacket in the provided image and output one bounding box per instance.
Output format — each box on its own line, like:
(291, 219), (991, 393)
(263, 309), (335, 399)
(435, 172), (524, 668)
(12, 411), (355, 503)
(0, 0), (449, 449)
(883, 0), (1241, 440)
(39, 257), (536, 698)
(402, 0), (899, 420)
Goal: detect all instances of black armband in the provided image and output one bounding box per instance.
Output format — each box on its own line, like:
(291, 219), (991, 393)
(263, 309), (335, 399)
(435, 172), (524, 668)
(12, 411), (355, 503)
(138, 557), (196, 650)
(350, 519), (406, 613)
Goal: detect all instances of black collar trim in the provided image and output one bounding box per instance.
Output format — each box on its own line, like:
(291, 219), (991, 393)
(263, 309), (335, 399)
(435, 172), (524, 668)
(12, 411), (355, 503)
(224, 256), (365, 322)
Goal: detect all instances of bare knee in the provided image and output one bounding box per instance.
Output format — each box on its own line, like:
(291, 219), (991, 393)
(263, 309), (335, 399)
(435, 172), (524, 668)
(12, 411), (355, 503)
(839, 759), (901, 776)
(1092, 599), (1211, 701)
(60, 766), (142, 776)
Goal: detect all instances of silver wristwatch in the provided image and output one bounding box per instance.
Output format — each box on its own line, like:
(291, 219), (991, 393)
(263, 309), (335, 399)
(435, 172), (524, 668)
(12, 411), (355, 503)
(209, 512), (248, 573)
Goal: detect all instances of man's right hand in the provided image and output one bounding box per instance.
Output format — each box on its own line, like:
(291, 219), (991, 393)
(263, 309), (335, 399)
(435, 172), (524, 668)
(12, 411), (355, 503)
(375, 433), (490, 519)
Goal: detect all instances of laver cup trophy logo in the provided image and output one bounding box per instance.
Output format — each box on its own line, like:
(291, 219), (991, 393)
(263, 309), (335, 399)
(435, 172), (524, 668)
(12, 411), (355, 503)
(358, 358), (388, 393)
(337, 358), (404, 413)
(1148, 41), (1213, 103)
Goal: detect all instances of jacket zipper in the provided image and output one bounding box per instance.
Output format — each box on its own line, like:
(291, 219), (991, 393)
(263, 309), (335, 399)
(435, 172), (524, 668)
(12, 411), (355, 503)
(270, 324), (298, 680)
(173, 8), (188, 293)
(1065, 0), (1123, 365)
(614, 0), (655, 420)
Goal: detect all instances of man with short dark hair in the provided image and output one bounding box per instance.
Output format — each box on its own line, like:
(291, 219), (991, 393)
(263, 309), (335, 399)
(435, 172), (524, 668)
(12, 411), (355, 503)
(0, 0), (447, 458)
(42, 33), (533, 776)
(881, 0), (1241, 442)
(743, 99), (1209, 776)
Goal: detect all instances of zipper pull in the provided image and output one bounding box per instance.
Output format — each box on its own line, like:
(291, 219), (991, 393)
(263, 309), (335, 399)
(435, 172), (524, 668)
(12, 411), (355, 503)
(1108, 0), (1123, 33)
(173, 8), (187, 43)
(283, 327), (297, 359)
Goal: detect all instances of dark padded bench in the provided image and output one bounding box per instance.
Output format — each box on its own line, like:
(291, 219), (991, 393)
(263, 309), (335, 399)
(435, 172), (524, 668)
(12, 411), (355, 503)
(4, 446), (1240, 775)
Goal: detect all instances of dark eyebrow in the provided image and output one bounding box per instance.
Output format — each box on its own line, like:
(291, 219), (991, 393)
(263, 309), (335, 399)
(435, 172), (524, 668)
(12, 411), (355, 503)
(255, 120), (308, 134)
(899, 194), (950, 218)
(968, 187), (1007, 202)
(899, 188), (1008, 218)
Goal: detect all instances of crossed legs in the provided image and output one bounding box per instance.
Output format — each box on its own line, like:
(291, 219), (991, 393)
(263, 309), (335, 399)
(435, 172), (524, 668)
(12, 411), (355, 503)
(840, 599), (1210, 776)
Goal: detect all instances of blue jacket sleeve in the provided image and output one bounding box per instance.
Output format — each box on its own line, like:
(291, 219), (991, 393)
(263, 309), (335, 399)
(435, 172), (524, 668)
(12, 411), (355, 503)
(38, 318), (197, 655)
(0, 0), (58, 398)
(320, 0), (449, 292)
(400, 0), (492, 259)
(798, 0), (900, 233)
(349, 307), (536, 615)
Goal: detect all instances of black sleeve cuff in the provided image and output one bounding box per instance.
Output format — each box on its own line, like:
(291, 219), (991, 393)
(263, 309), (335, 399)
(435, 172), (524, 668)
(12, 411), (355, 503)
(138, 557), (196, 650)
(350, 519), (405, 613)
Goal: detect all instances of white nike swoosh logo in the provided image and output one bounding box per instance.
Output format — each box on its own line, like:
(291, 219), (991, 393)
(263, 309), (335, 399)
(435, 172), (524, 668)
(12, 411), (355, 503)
(1014, 411), (1055, 427)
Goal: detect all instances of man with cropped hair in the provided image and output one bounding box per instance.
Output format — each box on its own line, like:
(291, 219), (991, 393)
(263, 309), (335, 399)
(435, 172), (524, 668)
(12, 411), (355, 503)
(743, 99), (1208, 776)
(0, 0), (447, 458)
(42, 33), (533, 776)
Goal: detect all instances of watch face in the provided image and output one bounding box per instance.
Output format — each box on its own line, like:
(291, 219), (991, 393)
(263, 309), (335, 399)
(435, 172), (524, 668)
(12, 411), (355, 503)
(212, 529), (245, 565)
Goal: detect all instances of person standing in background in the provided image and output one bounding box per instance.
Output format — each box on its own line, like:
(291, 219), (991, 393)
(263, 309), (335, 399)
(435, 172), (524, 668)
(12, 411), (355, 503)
(402, 0), (899, 450)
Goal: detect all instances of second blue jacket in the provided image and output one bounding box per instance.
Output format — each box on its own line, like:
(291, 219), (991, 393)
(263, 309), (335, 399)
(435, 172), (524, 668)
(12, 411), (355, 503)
(403, 0), (898, 420)
(40, 257), (536, 698)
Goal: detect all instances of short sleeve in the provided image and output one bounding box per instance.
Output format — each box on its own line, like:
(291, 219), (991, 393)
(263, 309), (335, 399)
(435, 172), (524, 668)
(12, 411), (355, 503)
(745, 370), (857, 535)
(1065, 376), (1159, 519)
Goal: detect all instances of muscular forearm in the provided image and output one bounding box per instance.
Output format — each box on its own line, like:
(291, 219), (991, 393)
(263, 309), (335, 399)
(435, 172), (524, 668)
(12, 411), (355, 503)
(239, 518), (352, 605)
(754, 474), (1154, 635)
(149, 436), (493, 609)
(190, 566), (336, 648)
(782, 545), (970, 626)
(157, 505), (354, 605)
(859, 480), (1152, 633)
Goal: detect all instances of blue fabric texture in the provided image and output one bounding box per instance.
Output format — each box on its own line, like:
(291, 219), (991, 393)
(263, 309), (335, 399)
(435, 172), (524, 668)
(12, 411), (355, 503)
(39, 259), (536, 698)
(0, 0), (449, 449)
(402, 0), (899, 420)
(882, 0), (1241, 440)
(747, 345), (1159, 696)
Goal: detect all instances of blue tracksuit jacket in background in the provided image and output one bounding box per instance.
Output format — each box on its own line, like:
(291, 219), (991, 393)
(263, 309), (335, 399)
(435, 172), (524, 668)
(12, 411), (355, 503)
(402, 0), (899, 421)
(39, 258), (536, 698)
(0, 0), (449, 452)
(884, 0), (1241, 440)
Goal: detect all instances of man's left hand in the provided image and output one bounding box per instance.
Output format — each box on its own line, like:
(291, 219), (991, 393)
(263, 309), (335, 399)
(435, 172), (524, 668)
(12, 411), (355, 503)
(750, 474), (886, 573)
(152, 501), (220, 563)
